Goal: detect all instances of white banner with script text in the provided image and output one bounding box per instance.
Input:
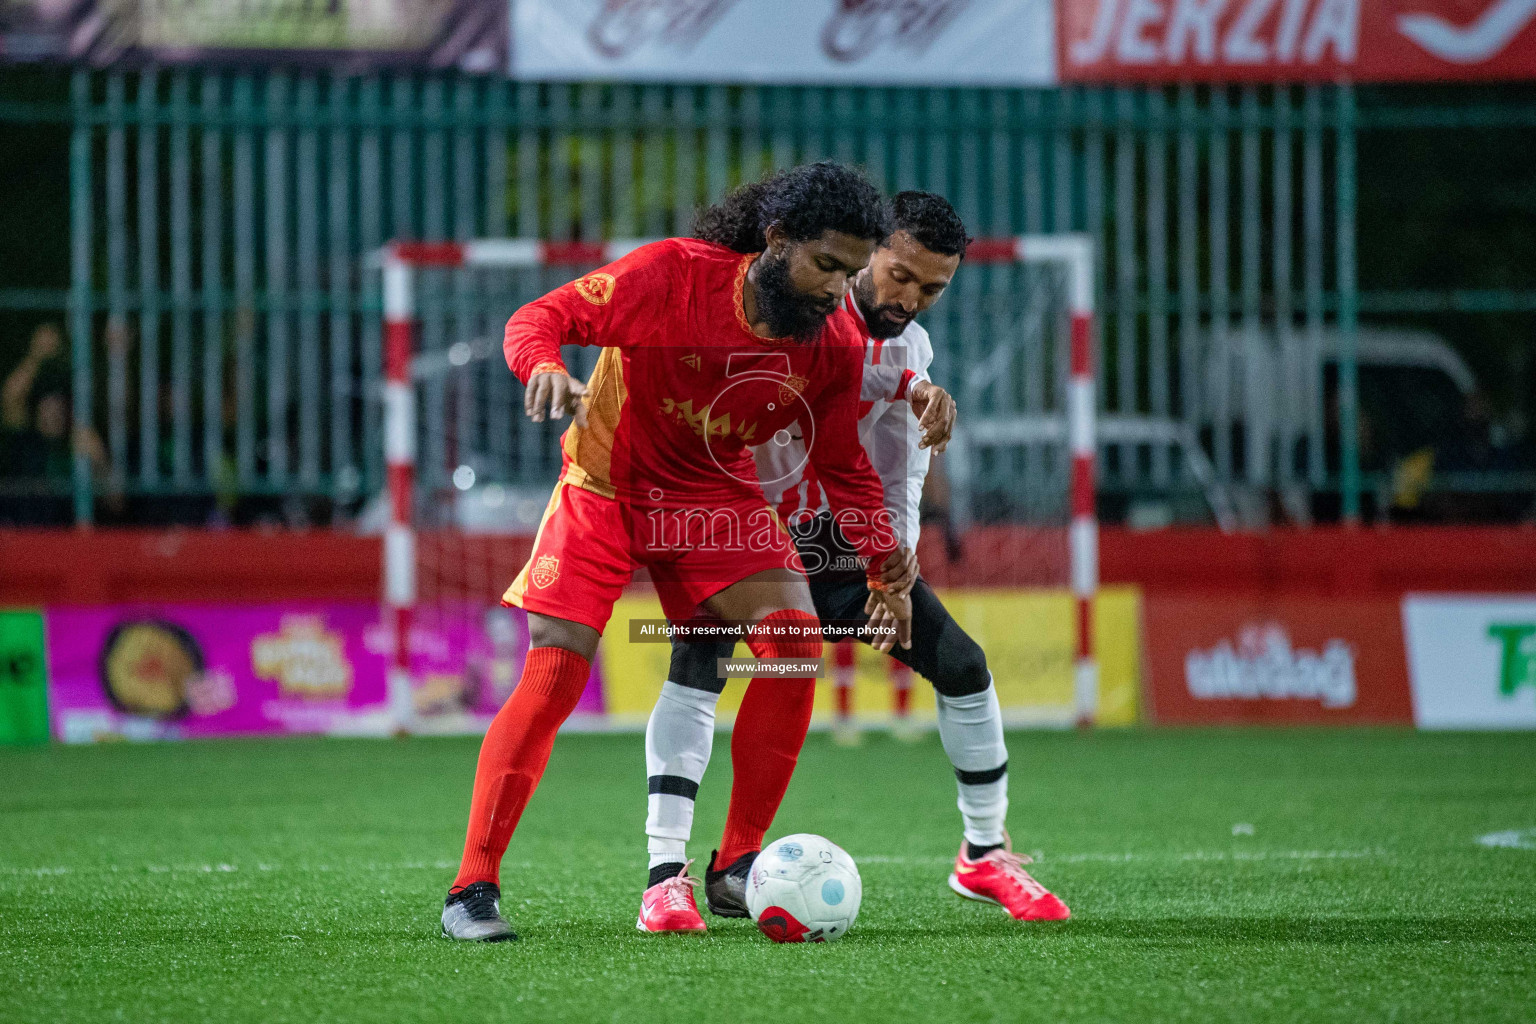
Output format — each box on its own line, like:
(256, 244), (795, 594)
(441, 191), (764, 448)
(510, 0), (1057, 85)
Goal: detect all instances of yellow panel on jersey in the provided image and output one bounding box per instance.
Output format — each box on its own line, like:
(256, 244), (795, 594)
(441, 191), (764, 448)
(502, 481), (569, 608)
(558, 345), (627, 500)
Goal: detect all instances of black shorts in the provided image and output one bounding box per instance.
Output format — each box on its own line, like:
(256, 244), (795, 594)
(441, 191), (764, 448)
(667, 512), (990, 698)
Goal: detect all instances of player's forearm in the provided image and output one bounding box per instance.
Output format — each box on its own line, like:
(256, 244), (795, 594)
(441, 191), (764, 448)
(866, 399), (928, 551)
(815, 441), (897, 576)
(860, 362), (916, 404)
(822, 484), (898, 585)
(502, 305), (571, 385)
(810, 378), (897, 577)
(901, 434), (933, 550)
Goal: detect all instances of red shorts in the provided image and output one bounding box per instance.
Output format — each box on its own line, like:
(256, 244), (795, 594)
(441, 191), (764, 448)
(502, 481), (805, 633)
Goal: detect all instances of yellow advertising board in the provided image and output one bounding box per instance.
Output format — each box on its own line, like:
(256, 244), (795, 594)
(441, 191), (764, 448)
(600, 586), (1140, 729)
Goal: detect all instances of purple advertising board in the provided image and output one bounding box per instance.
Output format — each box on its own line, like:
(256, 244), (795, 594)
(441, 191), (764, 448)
(47, 603), (394, 741)
(2, 0), (505, 70)
(45, 602), (605, 742)
(389, 602), (606, 724)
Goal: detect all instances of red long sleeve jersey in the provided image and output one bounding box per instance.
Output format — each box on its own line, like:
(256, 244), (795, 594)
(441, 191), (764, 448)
(503, 237), (896, 570)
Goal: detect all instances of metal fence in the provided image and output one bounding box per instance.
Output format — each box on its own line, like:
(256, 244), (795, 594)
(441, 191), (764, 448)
(50, 70), (1365, 526)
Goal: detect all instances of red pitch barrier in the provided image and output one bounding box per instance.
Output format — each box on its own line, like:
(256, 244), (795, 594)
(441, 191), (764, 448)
(4, 526), (1533, 731)
(4, 526), (1533, 606)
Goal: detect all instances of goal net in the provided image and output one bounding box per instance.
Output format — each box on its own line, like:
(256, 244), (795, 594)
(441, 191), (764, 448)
(378, 237), (1097, 732)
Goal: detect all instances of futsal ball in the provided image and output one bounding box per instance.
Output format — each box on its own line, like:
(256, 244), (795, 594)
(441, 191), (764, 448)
(745, 833), (862, 943)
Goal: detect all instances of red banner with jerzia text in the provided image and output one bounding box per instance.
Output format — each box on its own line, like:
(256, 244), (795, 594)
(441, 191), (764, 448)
(1059, 0), (1536, 82)
(1143, 594), (1415, 725)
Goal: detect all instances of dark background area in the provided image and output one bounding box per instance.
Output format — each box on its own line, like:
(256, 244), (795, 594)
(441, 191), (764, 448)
(0, 68), (70, 362)
(1356, 83), (1536, 445)
(2, 71), (1533, 487)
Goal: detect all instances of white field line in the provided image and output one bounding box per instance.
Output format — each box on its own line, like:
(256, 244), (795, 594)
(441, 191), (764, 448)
(1476, 828), (1536, 850)
(860, 848), (1389, 866)
(0, 849), (1392, 879)
(0, 859), (516, 878)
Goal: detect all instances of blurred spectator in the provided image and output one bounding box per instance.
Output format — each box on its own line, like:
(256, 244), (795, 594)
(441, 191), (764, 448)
(0, 323), (110, 525)
(2, 324), (70, 479)
(919, 455), (964, 563)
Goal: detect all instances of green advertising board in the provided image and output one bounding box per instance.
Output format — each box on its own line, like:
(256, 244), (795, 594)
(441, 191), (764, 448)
(0, 610), (49, 745)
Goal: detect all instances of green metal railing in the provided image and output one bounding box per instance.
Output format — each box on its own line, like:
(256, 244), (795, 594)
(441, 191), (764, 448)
(40, 71), (1372, 525)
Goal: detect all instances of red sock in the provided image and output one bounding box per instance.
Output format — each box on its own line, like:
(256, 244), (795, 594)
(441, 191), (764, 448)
(835, 682), (853, 719)
(890, 661), (912, 716)
(718, 609), (822, 866)
(833, 640), (856, 718)
(453, 645), (590, 890)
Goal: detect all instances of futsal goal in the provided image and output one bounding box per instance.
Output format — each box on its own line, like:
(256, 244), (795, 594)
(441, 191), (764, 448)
(376, 235), (1097, 731)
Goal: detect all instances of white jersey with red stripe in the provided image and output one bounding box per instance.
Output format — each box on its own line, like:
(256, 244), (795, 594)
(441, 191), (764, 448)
(755, 292), (933, 550)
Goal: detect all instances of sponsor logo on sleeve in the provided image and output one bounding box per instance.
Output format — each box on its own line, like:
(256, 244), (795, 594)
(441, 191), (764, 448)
(573, 272), (616, 305)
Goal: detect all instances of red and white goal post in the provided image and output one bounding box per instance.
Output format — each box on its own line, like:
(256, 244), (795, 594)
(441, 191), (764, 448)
(380, 235), (1097, 728)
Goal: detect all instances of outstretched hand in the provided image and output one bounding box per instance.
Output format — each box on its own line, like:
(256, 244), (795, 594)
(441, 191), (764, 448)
(524, 371), (588, 426)
(909, 380), (955, 453)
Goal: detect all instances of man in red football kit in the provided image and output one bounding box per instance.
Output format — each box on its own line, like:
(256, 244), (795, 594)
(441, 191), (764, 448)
(441, 162), (914, 942)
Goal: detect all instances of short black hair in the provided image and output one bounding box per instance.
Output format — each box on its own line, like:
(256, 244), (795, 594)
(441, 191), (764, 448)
(889, 191), (971, 259)
(694, 161), (890, 253)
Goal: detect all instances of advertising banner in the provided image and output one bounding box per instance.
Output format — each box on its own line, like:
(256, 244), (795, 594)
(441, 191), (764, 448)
(511, 0), (1057, 86)
(44, 602), (605, 742)
(1143, 594), (1413, 724)
(1403, 594), (1536, 729)
(12, 0), (1536, 82)
(1, 0), (504, 69)
(47, 604), (394, 741)
(1059, 0), (1536, 83)
(390, 604), (605, 729)
(0, 609), (49, 745)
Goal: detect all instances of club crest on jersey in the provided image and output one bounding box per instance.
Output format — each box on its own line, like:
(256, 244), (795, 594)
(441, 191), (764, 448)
(530, 555), (560, 589)
(573, 272), (616, 306)
(778, 374), (809, 405)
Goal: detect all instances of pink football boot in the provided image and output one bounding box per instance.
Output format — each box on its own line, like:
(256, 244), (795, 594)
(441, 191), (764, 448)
(949, 836), (1071, 921)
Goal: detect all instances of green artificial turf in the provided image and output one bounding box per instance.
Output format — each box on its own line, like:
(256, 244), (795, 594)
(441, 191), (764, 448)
(2, 729), (1534, 1023)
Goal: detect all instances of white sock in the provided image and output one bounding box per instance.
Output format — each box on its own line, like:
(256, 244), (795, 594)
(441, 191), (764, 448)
(644, 680), (721, 867)
(648, 841), (687, 871)
(935, 678), (1009, 847)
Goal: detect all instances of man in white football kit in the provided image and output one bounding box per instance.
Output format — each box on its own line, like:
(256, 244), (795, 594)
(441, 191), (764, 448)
(634, 192), (1072, 933)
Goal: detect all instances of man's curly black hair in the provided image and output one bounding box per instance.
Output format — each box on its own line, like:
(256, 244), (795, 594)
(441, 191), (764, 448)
(693, 161), (890, 254)
(890, 190), (972, 259)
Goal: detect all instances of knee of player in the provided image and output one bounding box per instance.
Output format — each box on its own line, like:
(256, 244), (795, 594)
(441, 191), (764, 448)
(789, 637), (825, 660)
(666, 640), (733, 696)
(777, 624), (824, 661)
(933, 635), (990, 698)
(747, 609), (822, 661)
